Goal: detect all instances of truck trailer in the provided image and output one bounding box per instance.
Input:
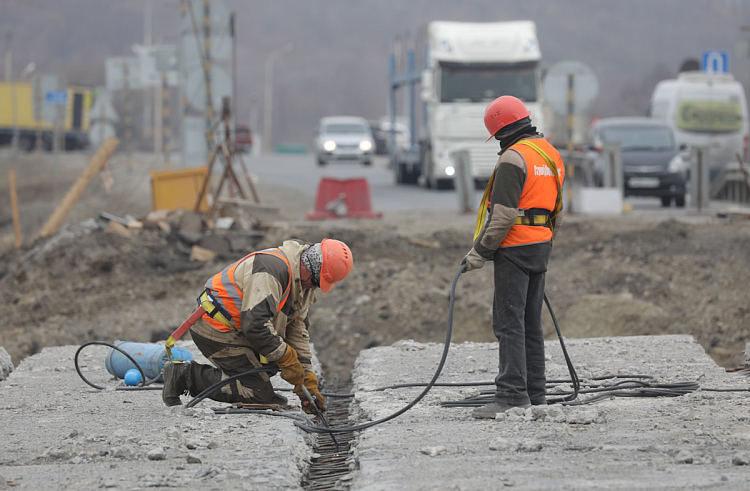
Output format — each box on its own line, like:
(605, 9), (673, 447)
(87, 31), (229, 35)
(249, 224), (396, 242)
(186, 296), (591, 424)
(0, 81), (91, 151)
(391, 20), (546, 189)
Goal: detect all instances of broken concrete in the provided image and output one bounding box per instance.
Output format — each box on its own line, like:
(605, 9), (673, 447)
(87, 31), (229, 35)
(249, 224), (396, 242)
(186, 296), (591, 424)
(0, 341), (313, 490)
(348, 335), (750, 490)
(0, 346), (12, 380)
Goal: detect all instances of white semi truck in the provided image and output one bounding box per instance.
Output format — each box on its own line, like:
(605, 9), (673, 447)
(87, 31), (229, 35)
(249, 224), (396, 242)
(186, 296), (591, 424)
(391, 20), (546, 189)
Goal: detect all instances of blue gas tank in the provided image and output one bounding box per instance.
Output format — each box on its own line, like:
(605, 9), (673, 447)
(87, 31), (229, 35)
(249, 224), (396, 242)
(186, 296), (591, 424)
(105, 341), (194, 380)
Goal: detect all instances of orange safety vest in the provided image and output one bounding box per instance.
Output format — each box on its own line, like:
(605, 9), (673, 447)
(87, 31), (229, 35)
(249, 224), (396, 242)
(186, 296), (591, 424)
(500, 139), (565, 247)
(202, 249), (292, 332)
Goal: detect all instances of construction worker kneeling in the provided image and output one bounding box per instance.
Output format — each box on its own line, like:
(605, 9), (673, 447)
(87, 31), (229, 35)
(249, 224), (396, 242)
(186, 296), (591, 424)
(162, 239), (353, 414)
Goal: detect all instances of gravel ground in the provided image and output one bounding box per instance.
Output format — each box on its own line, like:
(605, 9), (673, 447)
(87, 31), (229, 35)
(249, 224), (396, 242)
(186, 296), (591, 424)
(348, 335), (750, 490)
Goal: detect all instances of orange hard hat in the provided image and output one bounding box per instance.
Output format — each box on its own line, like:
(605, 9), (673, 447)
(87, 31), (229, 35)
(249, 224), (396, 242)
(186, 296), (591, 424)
(483, 96), (531, 142)
(319, 238), (353, 293)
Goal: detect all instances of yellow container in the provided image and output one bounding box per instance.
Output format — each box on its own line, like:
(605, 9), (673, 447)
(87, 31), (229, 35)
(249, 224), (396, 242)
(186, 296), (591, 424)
(150, 167), (210, 212)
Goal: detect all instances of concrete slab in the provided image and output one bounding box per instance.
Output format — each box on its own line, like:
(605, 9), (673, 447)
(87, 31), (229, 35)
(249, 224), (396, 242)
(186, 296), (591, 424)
(0, 341), (313, 490)
(3, 335), (750, 490)
(348, 335), (750, 490)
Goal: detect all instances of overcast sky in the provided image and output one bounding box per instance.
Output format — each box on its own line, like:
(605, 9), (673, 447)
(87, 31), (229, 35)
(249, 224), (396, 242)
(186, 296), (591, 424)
(2, 0), (749, 147)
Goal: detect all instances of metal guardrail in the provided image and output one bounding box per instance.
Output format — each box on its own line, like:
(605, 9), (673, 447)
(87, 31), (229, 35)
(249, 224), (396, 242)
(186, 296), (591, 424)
(710, 159), (750, 204)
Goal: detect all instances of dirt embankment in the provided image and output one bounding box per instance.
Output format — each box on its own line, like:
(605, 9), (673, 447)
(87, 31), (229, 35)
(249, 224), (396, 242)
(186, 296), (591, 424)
(1, 213), (749, 381)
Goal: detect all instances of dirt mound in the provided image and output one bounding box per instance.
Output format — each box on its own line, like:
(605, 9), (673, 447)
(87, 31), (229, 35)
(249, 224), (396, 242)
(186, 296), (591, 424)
(2, 213), (749, 381)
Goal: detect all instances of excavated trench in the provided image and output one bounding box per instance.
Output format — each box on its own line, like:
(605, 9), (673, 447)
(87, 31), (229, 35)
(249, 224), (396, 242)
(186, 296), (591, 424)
(302, 379), (357, 491)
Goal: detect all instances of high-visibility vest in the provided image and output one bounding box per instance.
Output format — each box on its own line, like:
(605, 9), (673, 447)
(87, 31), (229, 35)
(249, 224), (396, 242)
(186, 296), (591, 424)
(475, 139), (564, 247)
(500, 139), (564, 247)
(201, 249), (292, 333)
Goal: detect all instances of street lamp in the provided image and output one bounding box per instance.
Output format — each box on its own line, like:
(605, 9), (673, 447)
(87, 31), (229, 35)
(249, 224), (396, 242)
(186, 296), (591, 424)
(263, 43), (293, 153)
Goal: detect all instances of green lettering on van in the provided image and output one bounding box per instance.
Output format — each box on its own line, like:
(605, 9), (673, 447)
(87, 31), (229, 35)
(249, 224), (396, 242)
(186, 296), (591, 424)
(677, 100), (743, 133)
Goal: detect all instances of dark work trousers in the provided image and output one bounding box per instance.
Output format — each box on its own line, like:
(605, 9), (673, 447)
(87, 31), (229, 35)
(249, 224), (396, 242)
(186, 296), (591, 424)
(492, 241), (551, 406)
(186, 319), (277, 404)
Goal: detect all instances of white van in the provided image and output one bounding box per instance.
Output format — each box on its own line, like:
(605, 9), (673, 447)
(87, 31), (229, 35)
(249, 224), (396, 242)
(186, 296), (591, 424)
(648, 71), (749, 175)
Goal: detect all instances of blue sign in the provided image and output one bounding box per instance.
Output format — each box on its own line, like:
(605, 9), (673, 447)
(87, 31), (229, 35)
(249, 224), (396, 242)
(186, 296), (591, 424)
(45, 90), (68, 105)
(702, 50), (729, 74)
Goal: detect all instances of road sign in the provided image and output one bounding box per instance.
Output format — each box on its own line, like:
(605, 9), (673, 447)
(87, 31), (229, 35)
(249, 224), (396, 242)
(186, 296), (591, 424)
(543, 60), (599, 116)
(155, 45), (180, 72)
(180, 33), (231, 72)
(735, 40), (750, 59)
(88, 91), (119, 123)
(45, 90), (68, 105)
(178, 0), (231, 36)
(185, 65), (232, 112)
(702, 50), (729, 74)
(106, 56), (141, 91)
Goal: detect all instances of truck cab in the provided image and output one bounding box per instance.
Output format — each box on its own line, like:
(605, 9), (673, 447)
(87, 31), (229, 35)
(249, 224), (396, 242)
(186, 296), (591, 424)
(418, 21), (545, 189)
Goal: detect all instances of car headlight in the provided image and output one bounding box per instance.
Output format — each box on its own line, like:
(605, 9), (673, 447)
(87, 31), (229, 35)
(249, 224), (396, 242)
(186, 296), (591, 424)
(323, 140), (336, 152)
(359, 140), (372, 152)
(668, 154), (685, 173)
(445, 166), (455, 176)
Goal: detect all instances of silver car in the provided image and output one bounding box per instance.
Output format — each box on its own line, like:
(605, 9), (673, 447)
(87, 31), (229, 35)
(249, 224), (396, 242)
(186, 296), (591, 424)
(314, 116), (375, 166)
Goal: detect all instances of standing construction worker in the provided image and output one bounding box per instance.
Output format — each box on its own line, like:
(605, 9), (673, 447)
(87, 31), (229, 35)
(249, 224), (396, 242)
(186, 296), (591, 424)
(462, 96), (564, 418)
(162, 238), (353, 414)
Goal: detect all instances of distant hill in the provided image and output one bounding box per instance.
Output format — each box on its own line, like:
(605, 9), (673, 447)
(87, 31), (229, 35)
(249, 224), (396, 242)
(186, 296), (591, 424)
(1, 0), (747, 149)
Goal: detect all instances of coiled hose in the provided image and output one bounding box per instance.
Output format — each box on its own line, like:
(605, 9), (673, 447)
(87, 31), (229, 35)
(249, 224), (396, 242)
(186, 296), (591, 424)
(294, 263), (581, 435)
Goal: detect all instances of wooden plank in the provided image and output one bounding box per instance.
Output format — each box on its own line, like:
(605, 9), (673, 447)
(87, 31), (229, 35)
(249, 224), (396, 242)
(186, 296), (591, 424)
(36, 136), (120, 238)
(8, 169), (22, 248)
(216, 196), (280, 213)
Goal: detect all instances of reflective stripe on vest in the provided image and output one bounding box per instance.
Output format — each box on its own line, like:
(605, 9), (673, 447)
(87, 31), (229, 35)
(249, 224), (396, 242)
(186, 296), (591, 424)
(202, 249), (292, 333)
(500, 140), (565, 247)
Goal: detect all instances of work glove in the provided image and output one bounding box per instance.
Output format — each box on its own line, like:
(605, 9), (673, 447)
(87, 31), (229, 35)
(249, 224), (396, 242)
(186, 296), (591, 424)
(294, 372), (326, 414)
(461, 248), (486, 272)
(275, 345), (305, 388)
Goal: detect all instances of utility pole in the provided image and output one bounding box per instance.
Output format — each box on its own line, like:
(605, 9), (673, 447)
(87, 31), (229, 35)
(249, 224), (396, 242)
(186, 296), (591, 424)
(263, 44), (292, 153)
(6, 31), (19, 156)
(162, 71), (170, 169)
(143, 0), (153, 150)
(231, 12), (237, 149)
(35, 72), (42, 152)
(203, 0), (214, 148)
(4, 30), (10, 82)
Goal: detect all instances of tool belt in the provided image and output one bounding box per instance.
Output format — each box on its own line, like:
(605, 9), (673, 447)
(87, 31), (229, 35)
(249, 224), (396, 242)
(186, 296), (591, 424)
(198, 289), (234, 329)
(515, 208), (550, 227)
(197, 289), (270, 364)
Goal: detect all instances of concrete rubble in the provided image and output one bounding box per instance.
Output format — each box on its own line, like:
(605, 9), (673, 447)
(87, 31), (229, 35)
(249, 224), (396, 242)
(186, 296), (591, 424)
(0, 346), (12, 381)
(1, 334), (750, 490)
(0, 342), (312, 490)
(347, 335), (750, 490)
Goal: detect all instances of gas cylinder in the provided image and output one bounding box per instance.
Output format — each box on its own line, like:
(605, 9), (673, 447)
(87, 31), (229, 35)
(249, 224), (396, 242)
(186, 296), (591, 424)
(104, 341), (194, 380)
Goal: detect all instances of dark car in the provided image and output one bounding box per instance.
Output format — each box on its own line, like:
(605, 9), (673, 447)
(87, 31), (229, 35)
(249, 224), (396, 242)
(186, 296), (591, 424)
(368, 120), (389, 155)
(585, 117), (688, 207)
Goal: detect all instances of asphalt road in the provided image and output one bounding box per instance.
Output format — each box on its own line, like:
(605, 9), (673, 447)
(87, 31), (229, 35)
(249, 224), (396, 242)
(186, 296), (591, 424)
(239, 152), (721, 216)
(241, 153), (473, 213)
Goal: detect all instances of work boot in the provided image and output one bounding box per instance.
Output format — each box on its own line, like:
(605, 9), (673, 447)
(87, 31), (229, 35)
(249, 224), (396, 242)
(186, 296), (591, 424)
(531, 398), (547, 406)
(270, 393), (288, 405)
(471, 402), (531, 419)
(162, 361), (191, 407)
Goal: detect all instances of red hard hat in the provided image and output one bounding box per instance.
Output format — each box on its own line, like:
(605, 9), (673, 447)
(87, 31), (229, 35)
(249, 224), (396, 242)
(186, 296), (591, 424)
(319, 239), (353, 293)
(483, 96), (531, 142)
